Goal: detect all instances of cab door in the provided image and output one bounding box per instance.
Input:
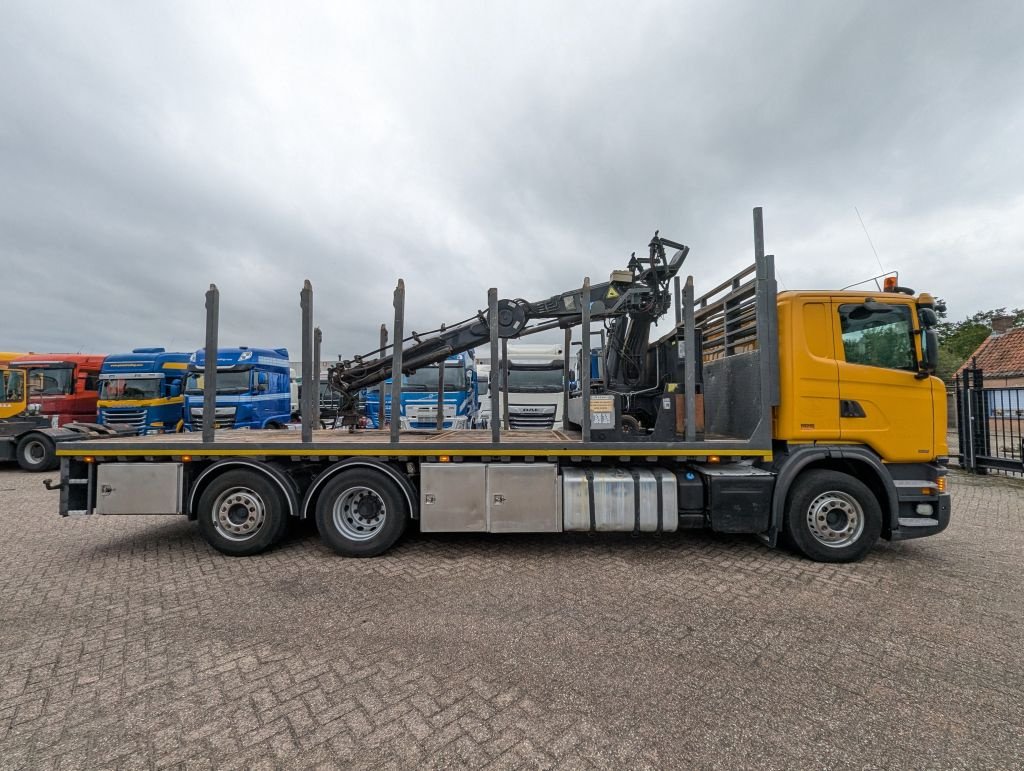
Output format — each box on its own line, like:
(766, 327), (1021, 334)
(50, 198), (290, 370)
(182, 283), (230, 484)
(0, 368), (27, 419)
(832, 297), (933, 462)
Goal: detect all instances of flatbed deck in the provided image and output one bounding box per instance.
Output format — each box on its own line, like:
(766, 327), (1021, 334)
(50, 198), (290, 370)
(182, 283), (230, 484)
(56, 428), (773, 458)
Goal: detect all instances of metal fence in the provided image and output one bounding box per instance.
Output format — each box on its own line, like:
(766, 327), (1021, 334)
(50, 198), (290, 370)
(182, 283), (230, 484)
(955, 366), (1024, 475)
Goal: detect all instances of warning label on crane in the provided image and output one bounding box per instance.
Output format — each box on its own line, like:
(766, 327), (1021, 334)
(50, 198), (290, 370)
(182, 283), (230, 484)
(589, 395), (615, 430)
(606, 287), (619, 299)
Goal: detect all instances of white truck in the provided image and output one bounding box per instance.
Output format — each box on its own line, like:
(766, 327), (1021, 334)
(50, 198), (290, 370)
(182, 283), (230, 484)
(477, 343), (565, 430)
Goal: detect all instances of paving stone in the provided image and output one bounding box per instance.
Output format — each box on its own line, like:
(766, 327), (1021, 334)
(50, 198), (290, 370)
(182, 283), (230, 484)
(0, 468), (1021, 768)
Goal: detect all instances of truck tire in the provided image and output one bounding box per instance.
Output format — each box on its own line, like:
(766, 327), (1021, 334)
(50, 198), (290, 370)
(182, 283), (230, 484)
(784, 470), (882, 563)
(196, 470), (289, 556)
(16, 434), (57, 472)
(315, 468), (408, 557)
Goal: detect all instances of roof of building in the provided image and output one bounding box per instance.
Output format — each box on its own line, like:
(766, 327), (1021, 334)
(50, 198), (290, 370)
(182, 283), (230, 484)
(956, 327), (1024, 378)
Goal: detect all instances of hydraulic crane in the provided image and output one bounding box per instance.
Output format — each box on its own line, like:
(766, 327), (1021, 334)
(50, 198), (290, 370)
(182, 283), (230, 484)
(327, 233), (690, 425)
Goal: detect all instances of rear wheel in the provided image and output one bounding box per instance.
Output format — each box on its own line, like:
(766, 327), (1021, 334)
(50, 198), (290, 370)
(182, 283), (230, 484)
(785, 470), (882, 563)
(196, 470), (289, 556)
(315, 469), (408, 557)
(16, 434), (57, 472)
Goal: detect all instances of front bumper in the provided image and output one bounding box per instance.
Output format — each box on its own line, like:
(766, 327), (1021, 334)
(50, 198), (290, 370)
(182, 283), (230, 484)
(889, 492), (951, 541)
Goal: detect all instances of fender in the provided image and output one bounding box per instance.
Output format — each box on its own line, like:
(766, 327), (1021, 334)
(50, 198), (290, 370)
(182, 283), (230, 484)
(186, 459), (300, 520)
(770, 445), (899, 543)
(301, 458), (418, 520)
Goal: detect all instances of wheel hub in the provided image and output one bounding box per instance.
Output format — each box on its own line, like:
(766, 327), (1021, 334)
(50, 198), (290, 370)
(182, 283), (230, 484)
(213, 488), (266, 541)
(806, 491), (864, 549)
(333, 486), (387, 541)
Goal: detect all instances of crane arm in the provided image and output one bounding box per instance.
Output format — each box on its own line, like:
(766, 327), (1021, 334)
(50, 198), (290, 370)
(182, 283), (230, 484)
(327, 234), (689, 416)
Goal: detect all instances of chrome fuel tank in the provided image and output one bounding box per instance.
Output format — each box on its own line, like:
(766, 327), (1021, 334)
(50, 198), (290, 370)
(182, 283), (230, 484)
(562, 468), (678, 532)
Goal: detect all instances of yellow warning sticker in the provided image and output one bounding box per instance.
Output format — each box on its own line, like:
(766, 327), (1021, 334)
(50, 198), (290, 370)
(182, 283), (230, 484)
(606, 286), (619, 299)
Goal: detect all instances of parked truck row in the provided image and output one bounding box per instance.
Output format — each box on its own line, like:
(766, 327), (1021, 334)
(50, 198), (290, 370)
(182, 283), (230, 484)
(2, 342), (579, 470)
(48, 209), (952, 564)
(0, 346), (298, 470)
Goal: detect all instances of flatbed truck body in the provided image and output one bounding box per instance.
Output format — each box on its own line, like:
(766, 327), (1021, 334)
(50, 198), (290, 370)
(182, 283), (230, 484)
(50, 209), (951, 562)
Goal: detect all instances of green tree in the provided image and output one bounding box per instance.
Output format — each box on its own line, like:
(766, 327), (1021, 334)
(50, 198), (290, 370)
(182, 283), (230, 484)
(936, 306), (1024, 381)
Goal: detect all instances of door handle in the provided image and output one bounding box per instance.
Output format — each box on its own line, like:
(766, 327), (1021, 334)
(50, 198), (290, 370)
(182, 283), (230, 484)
(840, 400), (866, 418)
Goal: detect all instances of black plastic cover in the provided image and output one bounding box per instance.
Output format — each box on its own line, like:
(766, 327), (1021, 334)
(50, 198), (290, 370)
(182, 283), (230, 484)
(703, 471), (774, 533)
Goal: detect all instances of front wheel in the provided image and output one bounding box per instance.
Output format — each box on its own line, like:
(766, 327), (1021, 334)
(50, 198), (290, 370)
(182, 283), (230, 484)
(196, 470), (289, 556)
(315, 469), (408, 557)
(16, 434), (57, 472)
(784, 470), (882, 563)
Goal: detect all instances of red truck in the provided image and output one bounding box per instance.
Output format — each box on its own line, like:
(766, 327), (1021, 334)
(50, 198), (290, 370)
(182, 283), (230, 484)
(14, 354), (106, 426)
(0, 354), (117, 471)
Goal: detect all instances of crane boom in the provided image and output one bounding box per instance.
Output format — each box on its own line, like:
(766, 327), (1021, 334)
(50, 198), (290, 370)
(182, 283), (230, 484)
(328, 233), (689, 418)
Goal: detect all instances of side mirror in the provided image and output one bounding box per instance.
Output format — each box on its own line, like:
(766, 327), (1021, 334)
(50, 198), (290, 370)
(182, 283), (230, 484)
(918, 307), (939, 328)
(923, 328), (939, 374)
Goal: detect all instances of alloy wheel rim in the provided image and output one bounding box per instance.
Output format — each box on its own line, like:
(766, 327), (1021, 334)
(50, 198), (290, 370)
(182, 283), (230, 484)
(213, 487), (266, 542)
(332, 486), (386, 541)
(806, 490), (865, 548)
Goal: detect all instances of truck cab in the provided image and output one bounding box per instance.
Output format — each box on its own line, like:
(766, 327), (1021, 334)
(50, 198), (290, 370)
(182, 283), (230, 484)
(11, 353), (106, 428)
(96, 348), (190, 435)
(479, 344), (565, 429)
(183, 347), (292, 430)
(0, 364), (28, 420)
(361, 351), (479, 429)
(774, 287), (946, 461)
(0, 353), (29, 420)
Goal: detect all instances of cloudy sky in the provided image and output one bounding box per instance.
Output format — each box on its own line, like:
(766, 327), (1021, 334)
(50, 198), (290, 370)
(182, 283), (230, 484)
(2, 1), (1022, 361)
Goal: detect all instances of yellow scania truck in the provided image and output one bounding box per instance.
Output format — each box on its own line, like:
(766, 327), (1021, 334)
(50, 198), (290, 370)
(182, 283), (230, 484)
(51, 209), (949, 563)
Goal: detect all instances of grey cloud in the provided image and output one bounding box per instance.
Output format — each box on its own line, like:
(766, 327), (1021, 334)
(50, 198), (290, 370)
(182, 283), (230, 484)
(2, 0), (1022, 363)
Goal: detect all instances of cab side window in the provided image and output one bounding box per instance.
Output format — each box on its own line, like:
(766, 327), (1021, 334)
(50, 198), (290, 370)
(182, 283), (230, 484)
(838, 304), (916, 371)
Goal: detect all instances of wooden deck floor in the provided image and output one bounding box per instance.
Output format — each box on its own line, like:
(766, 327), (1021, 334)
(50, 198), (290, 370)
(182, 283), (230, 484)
(81, 428), (581, 445)
(57, 427), (772, 458)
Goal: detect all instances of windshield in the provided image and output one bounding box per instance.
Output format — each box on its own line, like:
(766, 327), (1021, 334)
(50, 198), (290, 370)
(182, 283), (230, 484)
(499, 366), (564, 392)
(28, 367), (74, 395)
(402, 365), (468, 392)
(838, 305), (916, 371)
(2, 370), (25, 401)
(99, 377), (162, 400)
(185, 370), (251, 395)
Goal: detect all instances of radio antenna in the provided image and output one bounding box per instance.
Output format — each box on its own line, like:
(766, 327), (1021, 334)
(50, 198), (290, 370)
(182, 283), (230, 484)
(855, 207), (885, 290)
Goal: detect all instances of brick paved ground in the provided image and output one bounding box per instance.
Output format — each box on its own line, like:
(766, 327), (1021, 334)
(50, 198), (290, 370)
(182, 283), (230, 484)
(0, 468), (1021, 769)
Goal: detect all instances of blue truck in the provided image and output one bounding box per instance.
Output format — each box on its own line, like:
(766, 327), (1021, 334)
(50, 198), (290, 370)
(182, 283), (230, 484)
(96, 348), (191, 434)
(183, 347), (293, 430)
(362, 351), (479, 429)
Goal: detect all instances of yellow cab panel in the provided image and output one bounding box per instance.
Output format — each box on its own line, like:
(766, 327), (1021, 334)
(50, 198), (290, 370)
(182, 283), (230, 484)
(830, 292), (935, 462)
(0, 366), (28, 419)
(774, 292), (841, 442)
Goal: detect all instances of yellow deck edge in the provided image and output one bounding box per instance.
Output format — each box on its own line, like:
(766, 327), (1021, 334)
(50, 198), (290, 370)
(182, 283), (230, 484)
(58, 447), (773, 460)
